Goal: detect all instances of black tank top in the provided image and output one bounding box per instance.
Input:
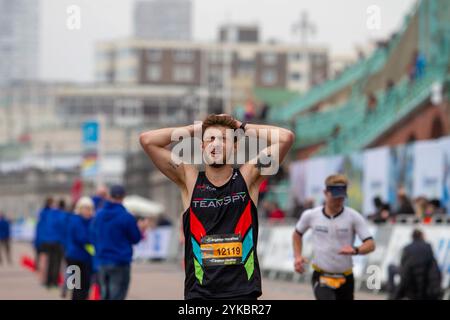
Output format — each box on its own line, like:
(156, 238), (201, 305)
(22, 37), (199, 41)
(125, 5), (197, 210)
(182, 168), (262, 299)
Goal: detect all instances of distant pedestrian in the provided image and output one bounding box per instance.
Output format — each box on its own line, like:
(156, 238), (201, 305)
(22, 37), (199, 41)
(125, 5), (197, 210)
(91, 185), (148, 300)
(65, 197), (95, 300)
(0, 212), (12, 265)
(394, 229), (443, 300)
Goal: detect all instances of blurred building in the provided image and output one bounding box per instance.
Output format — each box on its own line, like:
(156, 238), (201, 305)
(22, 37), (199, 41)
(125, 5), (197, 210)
(134, 0), (192, 41)
(0, 168), (93, 219)
(0, 0), (40, 84)
(0, 82), (62, 145)
(95, 38), (328, 107)
(0, 80), (218, 185)
(219, 24), (259, 43)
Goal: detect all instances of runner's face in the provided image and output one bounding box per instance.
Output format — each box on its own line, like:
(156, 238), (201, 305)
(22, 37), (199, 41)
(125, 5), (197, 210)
(79, 206), (94, 219)
(202, 126), (235, 167)
(324, 191), (345, 209)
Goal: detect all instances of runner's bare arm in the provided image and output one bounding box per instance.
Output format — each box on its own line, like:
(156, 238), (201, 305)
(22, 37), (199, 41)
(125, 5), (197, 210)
(292, 231), (303, 258)
(239, 121), (295, 186)
(356, 239), (376, 255)
(139, 125), (196, 187)
(292, 231), (308, 273)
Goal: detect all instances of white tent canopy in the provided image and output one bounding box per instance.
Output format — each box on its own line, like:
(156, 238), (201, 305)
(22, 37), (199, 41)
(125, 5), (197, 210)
(123, 195), (165, 217)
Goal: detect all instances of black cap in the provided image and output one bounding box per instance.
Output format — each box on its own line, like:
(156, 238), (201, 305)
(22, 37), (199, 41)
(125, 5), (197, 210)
(110, 185), (126, 199)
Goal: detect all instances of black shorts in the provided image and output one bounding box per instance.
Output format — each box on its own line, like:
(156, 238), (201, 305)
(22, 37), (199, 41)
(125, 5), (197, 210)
(311, 271), (354, 300)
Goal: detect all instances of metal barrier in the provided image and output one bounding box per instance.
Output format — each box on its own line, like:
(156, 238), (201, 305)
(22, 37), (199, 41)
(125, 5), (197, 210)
(256, 221), (450, 294)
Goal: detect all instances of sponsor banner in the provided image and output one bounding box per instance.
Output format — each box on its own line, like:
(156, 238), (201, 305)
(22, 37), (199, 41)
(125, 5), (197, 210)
(261, 225), (295, 272)
(257, 225), (272, 266)
(413, 140), (443, 199)
(387, 143), (415, 209)
(362, 147), (390, 216)
(289, 161), (307, 204)
(304, 156), (343, 207)
(11, 218), (36, 241)
(337, 153), (364, 213)
(134, 226), (173, 260)
(291, 138), (450, 216)
(81, 121), (100, 178)
(440, 136), (450, 215)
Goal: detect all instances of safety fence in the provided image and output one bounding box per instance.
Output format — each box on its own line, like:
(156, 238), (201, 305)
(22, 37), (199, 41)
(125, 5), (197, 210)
(256, 221), (450, 294)
(11, 219), (450, 297)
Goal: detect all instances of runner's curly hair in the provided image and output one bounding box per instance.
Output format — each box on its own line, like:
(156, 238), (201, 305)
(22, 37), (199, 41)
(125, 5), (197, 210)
(202, 114), (238, 138)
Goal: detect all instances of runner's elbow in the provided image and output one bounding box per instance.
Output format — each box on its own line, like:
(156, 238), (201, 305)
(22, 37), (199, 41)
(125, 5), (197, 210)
(282, 129), (295, 145)
(366, 240), (376, 253)
(139, 131), (155, 148)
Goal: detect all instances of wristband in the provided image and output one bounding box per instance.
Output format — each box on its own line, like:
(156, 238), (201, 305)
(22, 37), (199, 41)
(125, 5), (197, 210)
(239, 122), (247, 131)
(352, 246), (359, 255)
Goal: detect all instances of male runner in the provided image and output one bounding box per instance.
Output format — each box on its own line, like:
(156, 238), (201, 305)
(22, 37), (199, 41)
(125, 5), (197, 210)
(139, 114), (294, 299)
(292, 174), (376, 300)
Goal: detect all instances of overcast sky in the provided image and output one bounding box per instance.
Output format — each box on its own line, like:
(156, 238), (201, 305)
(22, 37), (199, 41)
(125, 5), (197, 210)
(40, 0), (417, 82)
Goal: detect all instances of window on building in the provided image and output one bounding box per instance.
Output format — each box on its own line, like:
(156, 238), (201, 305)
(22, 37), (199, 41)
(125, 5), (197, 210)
(262, 69), (278, 85)
(173, 65), (194, 82)
(238, 60), (254, 76)
(262, 52), (278, 65)
(309, 53), (326, 64)
(290, 72), (302, 81)
(119, 48), (135, 59)
(291, 52), (303, 61)
(147, 65), (162, 81)
(173, 50), (195, 62)
(209, 51), (224, 64)
(147, 49), (162, 62)
(117, 67), (137, 81)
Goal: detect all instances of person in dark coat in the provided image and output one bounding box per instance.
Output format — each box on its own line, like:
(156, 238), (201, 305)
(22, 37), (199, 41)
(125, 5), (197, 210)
(394, 229), (443, 300)
(395, 188), (415, 215)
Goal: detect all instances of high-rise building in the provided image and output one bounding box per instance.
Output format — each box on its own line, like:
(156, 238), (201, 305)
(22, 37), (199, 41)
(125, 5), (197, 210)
(0, 0), (40, 85)
(134, 0), (192, 41)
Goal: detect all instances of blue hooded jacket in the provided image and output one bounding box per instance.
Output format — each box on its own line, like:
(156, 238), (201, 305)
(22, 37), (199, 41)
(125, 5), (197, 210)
(34, 207), (66, 247)
(59, 211), (75, 250)
(91, 201), (141, 266)
(0, 217), (10, 240)
(92, 195), (106, 211)
(65, 214), (93, 263)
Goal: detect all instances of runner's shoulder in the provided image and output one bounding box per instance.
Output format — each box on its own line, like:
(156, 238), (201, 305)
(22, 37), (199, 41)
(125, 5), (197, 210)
(301, 206), (323, 218)
(344, 206), (365, 219)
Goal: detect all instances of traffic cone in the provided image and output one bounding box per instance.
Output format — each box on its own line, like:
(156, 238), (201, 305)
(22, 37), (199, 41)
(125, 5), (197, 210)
(21, 255), (36, 272)
(58, 272), (64, 286)
(89, 283), (101, 300)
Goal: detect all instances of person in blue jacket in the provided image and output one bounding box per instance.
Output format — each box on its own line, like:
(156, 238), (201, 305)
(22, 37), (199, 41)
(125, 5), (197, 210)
(91, 185), (108, 211)
(91, 185), (148, 300)
(35, 197), (66, 288)
(34, 198), (54, 277)
(57, 199), (71, 254)
(65, 197), (95, 300)
(0, 212), (12, 265)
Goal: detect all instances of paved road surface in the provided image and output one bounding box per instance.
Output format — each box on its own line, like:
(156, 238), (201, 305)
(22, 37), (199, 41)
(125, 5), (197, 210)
(0, 242), (386, 300)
